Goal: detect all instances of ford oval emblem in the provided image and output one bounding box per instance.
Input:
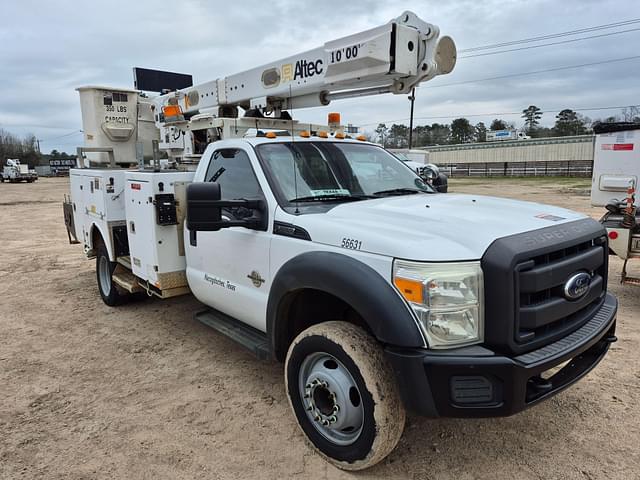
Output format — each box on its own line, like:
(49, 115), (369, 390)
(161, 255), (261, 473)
(564, 272), (592, 300)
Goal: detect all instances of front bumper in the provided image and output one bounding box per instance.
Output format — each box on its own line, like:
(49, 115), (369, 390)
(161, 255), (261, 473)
(386, 293), (618, 417)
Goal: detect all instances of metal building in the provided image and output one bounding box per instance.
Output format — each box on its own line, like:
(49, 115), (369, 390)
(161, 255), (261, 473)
(420, 135), (595, 177)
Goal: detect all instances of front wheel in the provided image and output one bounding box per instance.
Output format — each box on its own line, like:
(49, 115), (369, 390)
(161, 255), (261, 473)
(285, 321), (406, 471)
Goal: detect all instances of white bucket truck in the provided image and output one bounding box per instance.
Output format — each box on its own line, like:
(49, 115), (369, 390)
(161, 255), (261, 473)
(1, 159), (38, 183)
(64, 12), (617, 470)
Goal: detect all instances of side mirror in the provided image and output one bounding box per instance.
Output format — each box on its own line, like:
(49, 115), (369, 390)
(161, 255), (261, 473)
(186, 182), (223, 231)
(434, 172), (448, 193)
(186, 182), (267, 232)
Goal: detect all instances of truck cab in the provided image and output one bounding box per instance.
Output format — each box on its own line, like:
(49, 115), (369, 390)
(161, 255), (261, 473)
(184, 133), (617, 457)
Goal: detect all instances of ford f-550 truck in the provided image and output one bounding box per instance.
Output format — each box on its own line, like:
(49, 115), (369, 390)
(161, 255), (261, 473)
(63, 11), (617, 470)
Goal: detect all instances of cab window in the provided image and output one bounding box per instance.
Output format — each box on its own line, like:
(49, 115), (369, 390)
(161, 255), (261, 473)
(204, 148), (264, 218)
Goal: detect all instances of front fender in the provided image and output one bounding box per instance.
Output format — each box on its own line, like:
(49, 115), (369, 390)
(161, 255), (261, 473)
(267, 251), (425, 360)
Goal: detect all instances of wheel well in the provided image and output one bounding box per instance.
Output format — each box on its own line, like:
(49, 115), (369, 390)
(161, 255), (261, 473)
(90, 225), (104, 256)
(273, 289), (370, 362)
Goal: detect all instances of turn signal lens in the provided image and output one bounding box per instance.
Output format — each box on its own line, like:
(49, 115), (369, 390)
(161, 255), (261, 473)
(394, 277), (424, 304)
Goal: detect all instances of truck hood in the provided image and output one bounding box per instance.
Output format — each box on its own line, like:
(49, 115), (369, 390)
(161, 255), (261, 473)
(287, 193), (587, 261)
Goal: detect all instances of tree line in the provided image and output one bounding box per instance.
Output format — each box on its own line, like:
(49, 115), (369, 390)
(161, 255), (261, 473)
(373, 105), (640, 148)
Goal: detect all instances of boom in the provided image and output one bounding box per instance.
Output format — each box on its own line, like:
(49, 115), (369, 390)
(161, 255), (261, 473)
(156, 11), (456, 118)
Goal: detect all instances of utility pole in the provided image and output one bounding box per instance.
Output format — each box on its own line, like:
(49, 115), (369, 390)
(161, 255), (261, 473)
(408, 88), (416, 149)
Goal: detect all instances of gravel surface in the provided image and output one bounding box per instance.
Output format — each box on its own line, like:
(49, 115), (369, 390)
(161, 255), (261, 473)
(0, 177), (638, 479)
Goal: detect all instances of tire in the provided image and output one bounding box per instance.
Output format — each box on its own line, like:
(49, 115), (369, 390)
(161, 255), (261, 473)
(96, 243), (126, 306)
(285, 321), (406, 471)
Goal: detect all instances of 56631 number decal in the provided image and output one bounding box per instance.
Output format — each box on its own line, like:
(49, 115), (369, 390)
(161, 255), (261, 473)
(341, 237), (362, 250)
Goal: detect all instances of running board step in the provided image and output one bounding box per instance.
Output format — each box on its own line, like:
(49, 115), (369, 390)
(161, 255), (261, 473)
(112, 270), (143, 293)
(195, 309), (270, 360)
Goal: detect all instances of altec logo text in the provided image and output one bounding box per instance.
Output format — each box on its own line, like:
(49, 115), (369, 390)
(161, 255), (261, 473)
(281, 59), (324, 82)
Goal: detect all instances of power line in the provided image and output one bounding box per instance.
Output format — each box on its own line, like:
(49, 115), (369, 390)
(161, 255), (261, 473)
(460, 27), (640, 59)
(40, 130), (83, 143)
(358, 104), (640, 127)
(419, 55), (640, 90)
(459, 18), (640, 53)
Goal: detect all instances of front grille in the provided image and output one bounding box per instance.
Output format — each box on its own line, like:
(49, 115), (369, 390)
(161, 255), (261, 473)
(481, 219), (609, 355)
(515, 237), (607, 347)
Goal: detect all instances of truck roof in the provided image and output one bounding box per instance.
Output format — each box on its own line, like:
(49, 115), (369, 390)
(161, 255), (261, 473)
(237, 135), (375, 147)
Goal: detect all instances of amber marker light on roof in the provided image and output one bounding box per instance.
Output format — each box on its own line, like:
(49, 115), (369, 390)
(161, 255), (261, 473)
(162, 105), (182, 117)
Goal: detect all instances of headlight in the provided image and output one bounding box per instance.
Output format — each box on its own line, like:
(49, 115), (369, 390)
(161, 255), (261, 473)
(393, 260), (484, 348)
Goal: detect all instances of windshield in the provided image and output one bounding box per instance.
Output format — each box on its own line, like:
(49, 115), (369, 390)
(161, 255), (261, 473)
(256, 142), (433, 204)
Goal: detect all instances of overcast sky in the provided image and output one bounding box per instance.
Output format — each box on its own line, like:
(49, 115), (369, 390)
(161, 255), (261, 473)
(1, 0), (639, 152)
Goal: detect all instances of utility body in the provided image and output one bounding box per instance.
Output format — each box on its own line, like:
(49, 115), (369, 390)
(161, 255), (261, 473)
(64, 11), (617, 470)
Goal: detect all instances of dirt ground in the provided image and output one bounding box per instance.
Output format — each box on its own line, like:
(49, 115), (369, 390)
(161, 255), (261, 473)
(0, 177), (638, 480)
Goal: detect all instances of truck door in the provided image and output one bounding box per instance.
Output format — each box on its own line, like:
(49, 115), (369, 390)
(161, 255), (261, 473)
(185, 147), (271, 332)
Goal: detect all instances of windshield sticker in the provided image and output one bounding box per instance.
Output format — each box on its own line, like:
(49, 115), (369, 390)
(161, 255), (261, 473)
(535, 213), (566, 222)
(309, 189), (350, 196)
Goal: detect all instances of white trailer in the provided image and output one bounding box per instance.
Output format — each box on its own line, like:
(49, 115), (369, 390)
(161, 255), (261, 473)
(592, 122), (640, 284)
(486, 129), (529, 141)
(591, 123), (640, 207)
(63, 11), (618, 471)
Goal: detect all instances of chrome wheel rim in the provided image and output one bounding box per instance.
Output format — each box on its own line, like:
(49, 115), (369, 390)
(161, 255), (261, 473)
(298, 352), (364, 446)
(98, 256), (112, 295)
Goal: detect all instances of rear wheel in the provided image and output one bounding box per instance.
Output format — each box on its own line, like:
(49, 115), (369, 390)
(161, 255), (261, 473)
(96, 243), (126, 306)
(285, 321), (405, 470)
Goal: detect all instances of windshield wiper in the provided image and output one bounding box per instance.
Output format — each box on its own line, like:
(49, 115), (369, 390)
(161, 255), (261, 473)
(289, 194), (373, 203)
(373, 188), (427, 197)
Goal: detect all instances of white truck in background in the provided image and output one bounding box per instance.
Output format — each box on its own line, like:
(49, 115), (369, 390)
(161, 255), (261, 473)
(388, 148), (448, 192)
(63, 11), (617, 470)
(1, 159), (38, 183)
(486, 129), (530, 141)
